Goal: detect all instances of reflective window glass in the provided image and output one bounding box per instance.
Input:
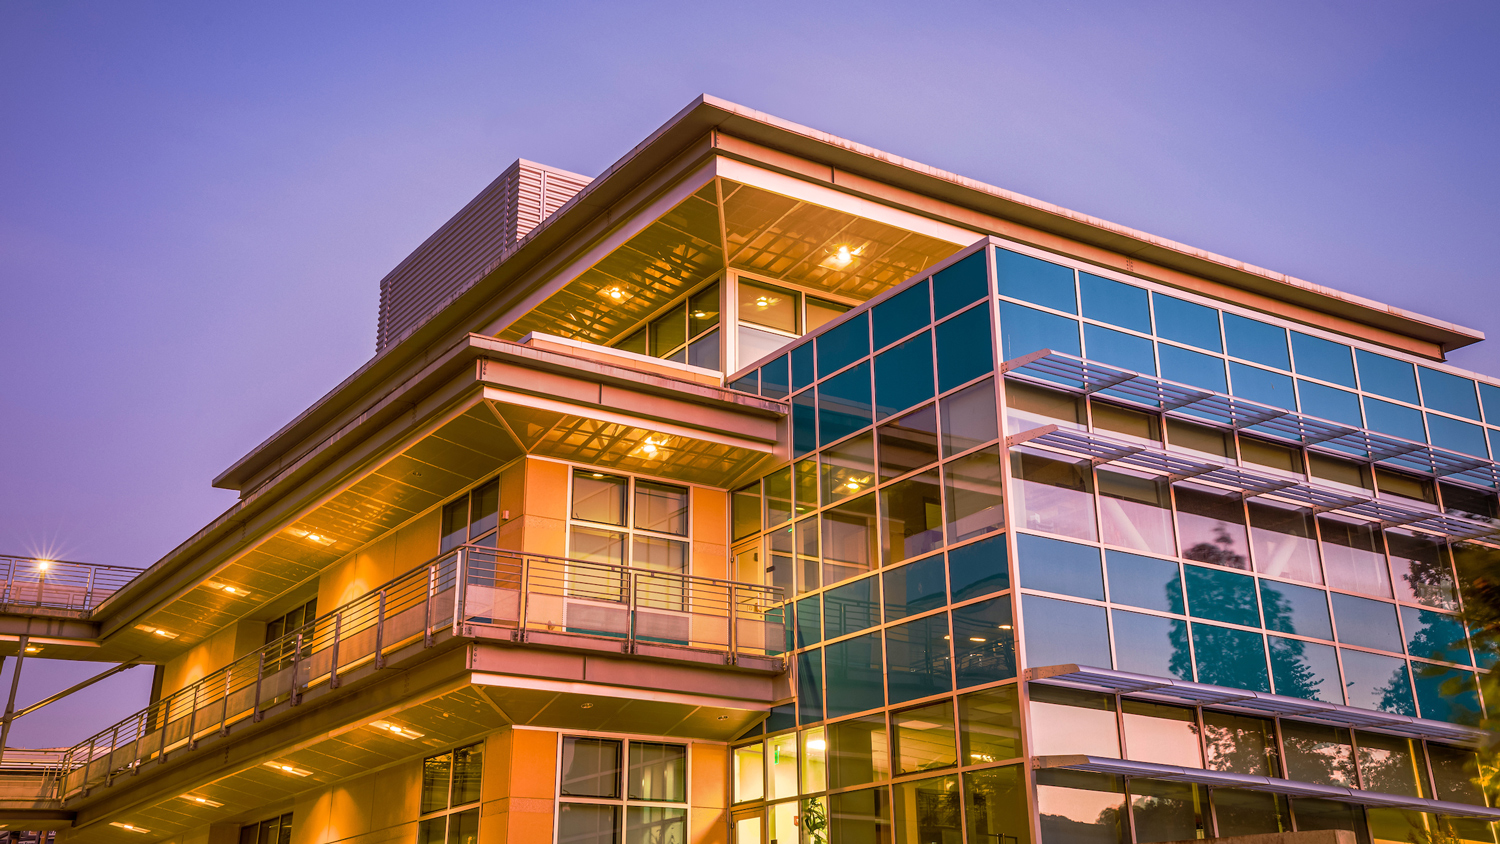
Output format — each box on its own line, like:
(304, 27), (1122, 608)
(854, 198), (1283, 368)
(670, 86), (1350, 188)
(1174, 483), (1250, 570)
(1481, 381), (1500, 424)
(1289, 798), (1364, 840)
(1092, 403), (1162, 443)
(1339, 648), (1415, 715)
(827, 714), (888, 788)
(573, 471), (627, 525)
(649, 301), (688, 357)
(1129, 779), (1206, 843)
(1029, 686), (1119, 757)
(1230, 362), (1295, 409)
(1428, 744), (1487, 805)
(1006, 380), (1084, 434)
(562, 737), (622, 797)
(1248, 501), (1322, 585)
(940, 378), (998, 456)
(1035, 770), (1127, 844)
(883, 553), (947, 621)
(688, 330), (719, 370)
(1356, 732), (1427, 798)
(1079, 272), (1150, 333)
(421, 751), (452, 814)
(1111, 610), (1191, 680)
(1023, 595), (1110, 670)
(1401, 606), (1470, 665)
(826, 633), (884, 718)
(767, 733), (798, 800)
(625, 808), (683, 842)
(807, 297), (850, 333)
(933, 250), (989, 319)
(1192, 623), (1270, 692)
(628, 742), (685, 802)
(1419, 367), (1481, 420)
(1356, 350), (1419, 403)
(873, 279), (931, 350)
(822, 431), (875, 505)
(803, 728), (827, 793)
(1214, 790), (1291, 837)
(1159, 344), (1228, 392)
(688, 283), (720, 335)
(1268, 636), (1342, 703)
(1010, 449), (1095, 541)
(935, 304), (994, 393)
(944, 445), (1006, 543)
(1259, 580), (1333, 640)
(893, 774), (963, 844)
(824, 576), (879, 640)
(732, 743), (763, 804)
(740, 280), (798, 334)
(995, 248), (1075, 313)
(741, 325), (791, 369)
(764, 467), (792, 527)
(874, 330), (934, 420)
(794, 457), (819, 515)
(1299, 380), (1363, 427)
(571, 526), (625, 568)
(1184, 565), (1260, 627)
(1413, 665), (1482, 725)
(878, 404), (939, 480)
(791, 341), (815, 392)
(1331, 593), (1402, 653)
(817, 361), (872, 446)
(1018, 533), (1103, 600)
(1153, 294), (1222, 352)
(1387, 530), (1457, 609)
(998, 302), (1080, 361)
(947, 533), (1010, 603)
(634, 480), (687, 535)
(1203, 711), (1278, 776)
(1083, 324), (1155, 374)
(1280, 721), (1355, 786)
(1291, 332), (1356, 388)
(791, 390), (816, 457)
(617, 327), (648, 356)
(795, 597), (821, 648)
(557, 805), (616, 844)
(893, 701), (957, 775)
(1319, 516), (1390, 597)
(829, 787), (890, 844)
(822, 493), (877, 587)
(1097, 468), (1176, 556)
(1106, 551), (1183, 614)
(797, 649), (823, 724)
(959, 685), (1023, 764)
(880, 469), (943, 566)
(1363, 397), (1427, 442)
(732, 483), (760, 541)
(964, 768), (1033, 844)
(1166, 417), (1233, 458)
(817, 311), (869, 378)
(796, 516), (820, 594)
(886, 613), (954, 704)
(951, 597), (1017, 689)
(1427, 413), (1488, 457)
(1223, 313), (1290, 370)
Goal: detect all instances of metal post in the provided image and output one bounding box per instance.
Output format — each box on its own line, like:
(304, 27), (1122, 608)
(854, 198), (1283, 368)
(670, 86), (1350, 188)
(517, 555), (531, 642)
(452, 547), (467, 638)
(728, 582), (738, 662)
(424, 564), (436, 647)
(128, 711), (144, 774)
(82, 733), (96, 791)
(186, 683), (200, 749)
(0, 558), (9, 604)
(329, 612), (343, 690)
(157, 697), (170, 763)
(289, 631), (304, 706)
(251, 650), (268, 723)
(218, 669), (232, 736)
(626, 570), (636, 653)
(0, 635), (31, 767)
(104, 724), (120, 786)
(374, 589), (388, 668)
(84, 567), (97, 611)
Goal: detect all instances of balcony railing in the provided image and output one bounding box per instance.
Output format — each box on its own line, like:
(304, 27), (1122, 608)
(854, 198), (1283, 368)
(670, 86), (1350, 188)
(0, 556), (139, 615)
(0, 750), (66, 806)
(48, 545), (786, 801)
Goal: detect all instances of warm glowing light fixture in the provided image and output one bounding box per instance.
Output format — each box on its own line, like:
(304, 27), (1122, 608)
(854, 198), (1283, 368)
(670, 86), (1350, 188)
(23, 646), (40, 655)
(263, 761), (312, 777)
(805, 738), (827, 751)
(631, 436), (668, 460)
(35, 561), (50, 572)
(206, 581), (250, 599)
(752, 295), (779, 309)
(134, 624), (179, 639)
(110, 824), (150, 834)
(598, 284), (633, 304)
(370, 720), (424, 740)
(181, 795), (224, 808)
(286, 528), (335, 546)
(821, 244), (865, 270)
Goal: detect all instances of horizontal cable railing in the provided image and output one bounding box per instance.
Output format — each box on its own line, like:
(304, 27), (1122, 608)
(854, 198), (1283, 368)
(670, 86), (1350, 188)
(49, 545), (786, 801)
(0, 750), (66, 804)
(0, 556), (140, 615)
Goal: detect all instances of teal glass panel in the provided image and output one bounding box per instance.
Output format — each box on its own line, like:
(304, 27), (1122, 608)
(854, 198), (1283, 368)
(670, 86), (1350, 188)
(1363, 397), (1426, 442)
(1018, 533), (1102, 600)
(792, 390), (817, 457)
(818, 312), (869, 379)
(873, 279), (931, 350)
(796, 596), (822, 648)
(1331, 593), (1403, 653)
(1111, 610), (1192, 680)
(1230, 362), (1295, 410)
(729, 371), (757, 394)
(1291, 332), (1356, 388)
(1159, 344), (1228, 393)
(791, 342), (815, 392)
(874, 331), (934, 420)
(1106, 551), (1183, 614)
(933, 250), (989, 319)
(883, 554), (947, 621)
(1491, 430), (1500, 467)
(825, 632), (885, 718)
(1481, 382), (1500, 424)
(994, 248), (1075, 314)
(1022, 595), (1110, 670)
(935, 305), (994, 393)
(765, 703), (796, 734)
(1356, 350), (1419, 403)
(818, 361), (872, 446)
(1268, 637), (1342, 703)
(948, 533), (1010, 602)
(1259, 580), (1333, 640)
(1339, 649), (1414, 715)
(1400, 606), (1471, 664)
(886, 613), (954, 704)
(1184, 565), (1260, 627)
(998, 302), (1080, 362)
(1298, 381), (1362, 427)
(1223, 313), (1291, 370)
(1083, 324), (1155, 374)
(1412, 666), (1481, 724)
(951, 598), (1017, 688)
(798, 649), (823, 724)
(760, 354), (790, 399)
(1419, 367), (1480, 420)
(1192, 624), (1271, 692)
(1153, 294), (1222, 352)
(825, 576), (879, 640)
(1080, 272), (1149, 333)
(1426, 414), (1488, 457)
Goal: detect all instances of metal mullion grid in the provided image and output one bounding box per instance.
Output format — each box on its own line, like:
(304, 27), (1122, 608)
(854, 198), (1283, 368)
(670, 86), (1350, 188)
(552, 733), (692, 844)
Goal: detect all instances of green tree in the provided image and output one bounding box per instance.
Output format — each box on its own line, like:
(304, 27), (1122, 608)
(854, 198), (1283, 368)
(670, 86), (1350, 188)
(1449, 542), (1500, 799)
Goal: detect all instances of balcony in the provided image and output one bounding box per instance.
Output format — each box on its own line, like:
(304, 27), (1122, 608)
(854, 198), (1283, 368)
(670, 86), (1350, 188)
(0, 556), (137, 618)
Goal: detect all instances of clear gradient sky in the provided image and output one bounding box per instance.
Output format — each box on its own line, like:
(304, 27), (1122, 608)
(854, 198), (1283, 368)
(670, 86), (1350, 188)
(1, 1), (1498, 747)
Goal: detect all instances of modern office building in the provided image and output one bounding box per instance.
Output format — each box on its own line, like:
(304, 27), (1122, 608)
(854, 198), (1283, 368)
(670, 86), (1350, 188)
(0, 95), (1497, 844)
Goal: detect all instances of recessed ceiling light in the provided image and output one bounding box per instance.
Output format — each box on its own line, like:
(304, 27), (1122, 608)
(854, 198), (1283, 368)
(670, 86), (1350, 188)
(263, 761), (311, 777)
(23, 646), (40, 655)
(598, 285), (632, 303)
(181, 794), (224, 808)
(580, 702), (594, 709)
(110, 823), (150, 833)
(370, 720), (424, 739)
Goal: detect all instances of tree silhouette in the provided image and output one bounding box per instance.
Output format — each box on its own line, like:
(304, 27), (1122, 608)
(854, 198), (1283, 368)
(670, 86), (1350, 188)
(1261, 586), (1327, 701)
(1182, 526), (1249, 570)
(1442, 542), (1500, 797)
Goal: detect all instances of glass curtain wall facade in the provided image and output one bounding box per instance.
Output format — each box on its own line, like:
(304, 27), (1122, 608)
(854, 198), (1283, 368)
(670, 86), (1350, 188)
(724, 240), (1500, 844)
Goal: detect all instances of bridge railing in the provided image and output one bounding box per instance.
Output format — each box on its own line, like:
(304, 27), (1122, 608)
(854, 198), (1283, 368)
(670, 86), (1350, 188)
(0, 556), (140, 615)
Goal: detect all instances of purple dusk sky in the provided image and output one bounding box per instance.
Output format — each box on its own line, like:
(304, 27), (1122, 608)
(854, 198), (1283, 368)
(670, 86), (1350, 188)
(1, 1), (1498, 747)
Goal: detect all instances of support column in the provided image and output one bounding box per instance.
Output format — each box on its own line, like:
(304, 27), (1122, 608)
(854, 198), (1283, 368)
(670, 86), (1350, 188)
(0, 635), (31, 763)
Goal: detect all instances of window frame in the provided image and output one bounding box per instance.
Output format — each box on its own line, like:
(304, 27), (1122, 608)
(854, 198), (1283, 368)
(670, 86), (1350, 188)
(417, 742), (484, 844)
(554, 733), (691, 844)
(566, 468), (693, 577)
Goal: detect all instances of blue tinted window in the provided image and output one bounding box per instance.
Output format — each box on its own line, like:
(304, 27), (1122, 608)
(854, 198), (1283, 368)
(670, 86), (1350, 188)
(1192, 624), (1270, 692)
(886, 613), (954, 704)
(766, 703), (796, 734)
(936, 305), (994, 393)
(1106, 551), (1183, 614)
(1259, 580), (1333, 640)
(948, 534), (1010, 602)
(1426, 414), (1488, 458)
(825, 633), (884, 718)
(873, 280), (931, 350)
(761, 354), (790, 399)
(1298, 381), (1362, 428)
(995, 248), (1075, 314)
(1230, 363), (1295, 410)
(818, 362), (872, 446)
(1080, 273), (1150, 333)
(729, 371), (758, 394)
(1291, 333), (1355, 388)
(1159, 345), (1227, 393)
(1400, 606), (1471, 665)
(1111, 610), (1191, 680)
(797, 596), (822, 648)
(1480, 382), (1500, 425)
(1331, 593), (1402, 653)
(1412, 666), (1481, 725)
(1363, 397), (1426, 443)
(1083, 324), (1155, 374)
(1339, 649), (1414, 715)
(798, 649), (823, 724)
(874, 331), (934, 420)
(825, 576), (879, 640)
(883, 554), (947, 621)
(818, 313), (869, 378)
(951, 598), (1017, 689)
(1153, 295), (1222, 352)
(1022, 595), (1110, 670)
(1223, 313), (1290, 370)
(792, 390), (817, 457)
(934, 250), (989, 319)
(1355, 350), (1418, 403)
(1184, 565), (1260, 627)
(1419, 368), (1480, 420)
(792, 342), (815, 392)
(1268, 637), (1342, 703)
(1018, 533), (1103, 600)
(998, 303), (1079, 362)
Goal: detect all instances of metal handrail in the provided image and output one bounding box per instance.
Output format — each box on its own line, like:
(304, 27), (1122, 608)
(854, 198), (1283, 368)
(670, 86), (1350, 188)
(0, 556), (140, 615)
(48, 544), (786, 801)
